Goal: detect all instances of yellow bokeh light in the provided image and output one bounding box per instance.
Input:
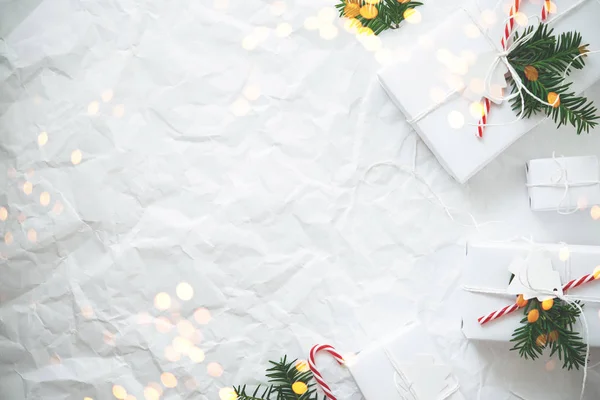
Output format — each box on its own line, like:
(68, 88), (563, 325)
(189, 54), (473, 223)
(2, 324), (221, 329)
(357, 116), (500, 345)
(0, 207), (7, 221)
(304, 16), (319, 31)
(593, 265), (600, 279)
(112, 385), (127, 399)
(242, 35), (258, 50)
(88, 101), (100, 115)
(17, 213), (26, 224)
(404, 8), (421, 24)
(292, 382), (308, 395)
(53, 201), (64, 215)
(231, 98), (250, 116)
(295, 360), (309, 372)
(176, 282), (194, 301)
(219, 387), (238, 400)
(38, 131), (48, 146)
(470, 102), (486, 118)
(590, 205), (600, 220)
(125, 395), (136, 400)
(270, 1), (286, 16)
(154, 292), (171, 310)
(344, 18), (362, 33)
(481, 9), (497, 26)
(40, 192), (51, 206)
(177, 320), (195, 338)
(448, 111), (465, 129)
(81, 306), (94, 319)
(275, 23), (292, 38)
(464, 23), (480, 38)
(148, 382), (163, 395)
(23, 181), (33, 195)
(189, 346), (206, 363)
(194, 308), (211, 324)
(84, 397), (93, 400)
(319, 25), (338, 40)
(173, 336), (193, 354)
(113, 104), (125, 118)
(253, 27), (270, 42)
(318, 7), (336, 23)
(214, 0), (229, 10)
(160, 372), (177, 388)
(559, 247), (570, 261)
(143, 387), (160, 400)
(547, 1), (557, 14)
(71, 149), (82, 165)
(102, 90), (114, 103)
(207, 362), (224, 377)
(165, 345), (181, 362)
(191, 330), (203, 344)
(27, 229), (37, 243)
(577, 196), (588, 210)
(362, 35), (382, 52)
(469, 78), (484, 95)
(243, 85), (261, 101)
(4, 232), (13, 245)
(514, 12), (528, 26)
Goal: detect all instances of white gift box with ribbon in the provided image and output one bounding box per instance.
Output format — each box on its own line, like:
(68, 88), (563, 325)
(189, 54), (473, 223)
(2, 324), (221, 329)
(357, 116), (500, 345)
(461, 242), (600, 346)
(347, 323), (465, 400)
(378, 0), (600, 183)
(526, 155), (600, 212)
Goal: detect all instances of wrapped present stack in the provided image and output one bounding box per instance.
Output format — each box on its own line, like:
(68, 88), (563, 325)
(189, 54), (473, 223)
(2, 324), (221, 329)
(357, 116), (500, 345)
(378, 0), (600, 183)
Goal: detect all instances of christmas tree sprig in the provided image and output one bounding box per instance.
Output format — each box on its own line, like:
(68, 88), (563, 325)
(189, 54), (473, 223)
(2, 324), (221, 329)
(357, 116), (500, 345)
(510, 294), (586, 370)
(507, 23), (599, 134)
(335, 0), (423, 36)
(234, 356), (325, 400)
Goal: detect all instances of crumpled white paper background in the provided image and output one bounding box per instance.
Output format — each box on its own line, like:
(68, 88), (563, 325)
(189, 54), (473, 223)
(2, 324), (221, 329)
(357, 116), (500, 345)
(2, 0), (600, 399)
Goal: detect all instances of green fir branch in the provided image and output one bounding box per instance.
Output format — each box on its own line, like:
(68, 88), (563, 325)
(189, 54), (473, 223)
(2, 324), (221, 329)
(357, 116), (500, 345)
(234, 356), (326, 400)
(335, 0), (423, 35)
(507, 23), (599, 134)
(510, 298), (587, 370)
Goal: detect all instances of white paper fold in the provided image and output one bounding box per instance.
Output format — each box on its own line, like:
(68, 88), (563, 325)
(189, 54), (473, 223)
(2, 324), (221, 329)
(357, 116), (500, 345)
(461, 242), (600, 346)
(526, 155), (600, 212)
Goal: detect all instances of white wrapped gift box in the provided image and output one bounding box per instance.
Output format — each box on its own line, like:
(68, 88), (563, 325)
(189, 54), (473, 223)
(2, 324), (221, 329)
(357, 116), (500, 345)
(347, 323), (465, 400)
(461, 242), (600, 346)
(526, 155), (600, 212)
(378, 0), (600, 183)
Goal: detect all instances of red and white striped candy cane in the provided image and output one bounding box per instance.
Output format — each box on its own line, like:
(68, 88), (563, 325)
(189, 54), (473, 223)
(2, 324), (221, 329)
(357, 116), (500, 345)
(477, 0), (521, 138)
(541, 0), (551, 22)
(478, 271), (600, 325)
(308, 344), (344, 400)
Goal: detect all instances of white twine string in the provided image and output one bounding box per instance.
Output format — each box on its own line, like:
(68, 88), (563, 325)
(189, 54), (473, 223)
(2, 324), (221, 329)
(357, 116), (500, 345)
(383, 347), (461, 400)
(406, 0), (596, 129)
(463, 242), (600, 400)
(526, 152), (600, 214)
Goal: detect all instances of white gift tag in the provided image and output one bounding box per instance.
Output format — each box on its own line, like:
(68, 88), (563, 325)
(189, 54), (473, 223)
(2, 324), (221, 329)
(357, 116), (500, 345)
(506, 252), (563, 301)
(397, 354), (454, 400)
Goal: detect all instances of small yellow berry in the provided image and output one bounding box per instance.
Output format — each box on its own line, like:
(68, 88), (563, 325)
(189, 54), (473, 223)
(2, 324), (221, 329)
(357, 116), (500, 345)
(542, 298), (554, 311)
(527, 309), (539, 323)
(344, 3), (360, 18)
(516, 294), (528, 308)
(547, 92), (560, 108)
(524, 65), (539, 82)
(548, 330), (559, 342)
(536, 334), (547, 347)
(360, 4), (378, 19)
(292, 382), (308, 395)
